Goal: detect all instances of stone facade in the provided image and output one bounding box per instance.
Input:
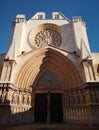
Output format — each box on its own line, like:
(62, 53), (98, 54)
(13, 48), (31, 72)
(0, 12), (99, 125)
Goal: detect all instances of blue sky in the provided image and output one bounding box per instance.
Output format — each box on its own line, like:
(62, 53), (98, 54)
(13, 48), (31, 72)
(0, 0), (99, 53)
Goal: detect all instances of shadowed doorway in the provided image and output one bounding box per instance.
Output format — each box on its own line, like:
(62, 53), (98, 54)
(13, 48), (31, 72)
(34, 93), (47, 123)
(34, 70), (63, 123)
(34, 93), (63, 123)
(50, 93), (63, 123)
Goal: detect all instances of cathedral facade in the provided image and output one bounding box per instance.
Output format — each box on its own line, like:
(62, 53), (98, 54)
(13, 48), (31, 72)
(0, 12), (99, 125)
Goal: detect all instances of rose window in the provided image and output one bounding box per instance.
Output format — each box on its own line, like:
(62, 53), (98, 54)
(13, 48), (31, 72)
(34, 29), (62, 47)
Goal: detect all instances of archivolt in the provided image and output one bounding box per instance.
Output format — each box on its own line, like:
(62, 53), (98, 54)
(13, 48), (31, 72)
(15, 46), (82, 89)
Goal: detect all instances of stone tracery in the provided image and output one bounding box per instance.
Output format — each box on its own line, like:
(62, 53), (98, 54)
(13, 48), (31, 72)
(34, 29), (62, 47)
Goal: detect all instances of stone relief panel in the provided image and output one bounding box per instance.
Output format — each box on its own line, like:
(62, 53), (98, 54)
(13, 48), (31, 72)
(11, 91), (31, 106)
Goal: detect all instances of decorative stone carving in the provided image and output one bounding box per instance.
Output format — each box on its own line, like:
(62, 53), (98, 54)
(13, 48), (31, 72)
(18, 92), (23, 105)
(23, 94), (27, 105)
(6, 89), (12, 104)
(12, 92), (18, 104)
(34, 29), (62, 47)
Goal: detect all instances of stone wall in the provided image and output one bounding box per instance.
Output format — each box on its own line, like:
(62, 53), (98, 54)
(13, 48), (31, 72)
(64, 82), (99, 125)
(0, 82), (99, 126)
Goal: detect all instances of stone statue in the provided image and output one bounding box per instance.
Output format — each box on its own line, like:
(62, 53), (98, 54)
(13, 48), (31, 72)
(13, 92), (18, 104)
(23, 94), (27, 105)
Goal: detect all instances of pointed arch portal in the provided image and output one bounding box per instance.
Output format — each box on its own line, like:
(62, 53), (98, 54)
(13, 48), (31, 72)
(15, 46), (82, 123)
(34, 70), (63, 123)
(16, 46), (81, 89)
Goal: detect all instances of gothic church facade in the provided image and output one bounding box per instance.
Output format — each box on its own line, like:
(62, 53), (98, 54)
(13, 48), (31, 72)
(0, 12), (99, 125)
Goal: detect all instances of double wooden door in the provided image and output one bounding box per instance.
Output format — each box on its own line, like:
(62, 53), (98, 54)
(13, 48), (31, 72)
(34, 93), (63, 123)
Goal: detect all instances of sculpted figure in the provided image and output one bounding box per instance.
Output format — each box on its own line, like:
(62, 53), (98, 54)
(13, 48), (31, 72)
(19, 92), (23, 105)
(13, 92), (18, 104)
(23, 94), (27, 105)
